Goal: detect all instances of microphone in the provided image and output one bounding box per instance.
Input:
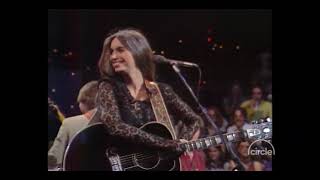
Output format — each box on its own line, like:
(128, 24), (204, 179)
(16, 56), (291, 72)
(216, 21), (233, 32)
(153, 55), (199, 68)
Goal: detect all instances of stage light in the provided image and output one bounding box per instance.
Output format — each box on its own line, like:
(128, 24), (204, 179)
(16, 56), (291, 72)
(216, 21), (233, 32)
(178, 40), (183, 43)
(161, 51), (165, 54)
(212, 47), (215, 51)
(70, 105), (74, 109)
(152, 50), (156, 54)
(208, 37), (212, 43)
(68, 52), (73, 56)
(236, 45), (240, 50)
(53, 49), (58, 53)
(52, 89), (56, 93)
(71, 72), (75, 76)
(219, 45), (223, 49)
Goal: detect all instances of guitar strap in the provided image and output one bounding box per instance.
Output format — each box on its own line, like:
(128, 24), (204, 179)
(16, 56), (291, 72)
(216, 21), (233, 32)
(145, 80), (177, 140)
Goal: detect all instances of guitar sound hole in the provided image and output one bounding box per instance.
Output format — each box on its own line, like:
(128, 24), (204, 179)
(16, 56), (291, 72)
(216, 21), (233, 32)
(134, 152), (160, 170)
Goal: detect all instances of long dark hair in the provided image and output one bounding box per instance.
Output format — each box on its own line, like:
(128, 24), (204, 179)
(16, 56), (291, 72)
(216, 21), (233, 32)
(204, 146), (225, 168)
(98, 28), (155, 81)
(207, 106), (225, 127)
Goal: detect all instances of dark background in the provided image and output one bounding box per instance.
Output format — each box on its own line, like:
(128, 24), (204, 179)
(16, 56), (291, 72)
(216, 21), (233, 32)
(48, 9), (272, 117)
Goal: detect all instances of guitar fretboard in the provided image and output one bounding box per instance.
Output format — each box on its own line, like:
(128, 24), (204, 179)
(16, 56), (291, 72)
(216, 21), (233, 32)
(179, 131), (247, 152)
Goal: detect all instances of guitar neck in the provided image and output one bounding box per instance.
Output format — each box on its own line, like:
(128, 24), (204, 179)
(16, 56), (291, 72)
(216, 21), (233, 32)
(179, 131), (246, 152)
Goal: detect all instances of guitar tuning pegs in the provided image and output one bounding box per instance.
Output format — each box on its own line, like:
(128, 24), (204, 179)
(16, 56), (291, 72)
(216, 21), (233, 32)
(266, 117), (272, 122)
(263, 127), (271, 133)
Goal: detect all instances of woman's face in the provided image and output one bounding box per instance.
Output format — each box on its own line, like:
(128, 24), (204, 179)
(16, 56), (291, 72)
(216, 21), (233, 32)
(109, 38), (137, 75)
(207, 147), (221, 161)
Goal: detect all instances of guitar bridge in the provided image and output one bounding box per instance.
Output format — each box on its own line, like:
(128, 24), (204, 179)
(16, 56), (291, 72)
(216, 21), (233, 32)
(108, 155), (123, 171)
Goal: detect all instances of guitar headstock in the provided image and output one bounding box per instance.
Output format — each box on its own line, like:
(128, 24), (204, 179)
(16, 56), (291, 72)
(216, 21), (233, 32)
(245, 117), (272, 141)
(48, 97), (59, 112)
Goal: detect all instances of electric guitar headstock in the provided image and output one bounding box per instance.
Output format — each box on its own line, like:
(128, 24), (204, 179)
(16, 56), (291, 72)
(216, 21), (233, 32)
(48, 97), (60, 112)
(245, 117), (272, 141)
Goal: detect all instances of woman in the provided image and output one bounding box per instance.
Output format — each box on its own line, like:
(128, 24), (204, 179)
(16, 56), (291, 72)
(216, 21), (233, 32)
(205, 145), (226, 171)
(90, 28), (202, 156)
(206, 106), (229, 136)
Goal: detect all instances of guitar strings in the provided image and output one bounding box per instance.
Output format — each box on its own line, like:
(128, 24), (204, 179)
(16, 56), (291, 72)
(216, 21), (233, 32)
(118, 136), (237, 166)
(119, 153), (159, 165)
(113, 136), (230, 166)
(120, 152), (154, 158)
(120, 155), (159, 168)
(119, 153), (157, 162)
(120, 155), (157, 165)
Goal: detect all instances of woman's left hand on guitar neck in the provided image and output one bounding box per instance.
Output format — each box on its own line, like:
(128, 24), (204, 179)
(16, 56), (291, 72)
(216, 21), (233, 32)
(180, 128), (201, 158)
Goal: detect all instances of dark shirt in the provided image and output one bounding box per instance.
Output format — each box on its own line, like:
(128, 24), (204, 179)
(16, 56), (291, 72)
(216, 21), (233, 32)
(48, 109), (62, 141)
(90, 78), (202, 152)
(113, 80), (156, 128)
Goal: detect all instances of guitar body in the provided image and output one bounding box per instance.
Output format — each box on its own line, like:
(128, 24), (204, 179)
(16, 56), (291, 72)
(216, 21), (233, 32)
(63, 122), (180, 171)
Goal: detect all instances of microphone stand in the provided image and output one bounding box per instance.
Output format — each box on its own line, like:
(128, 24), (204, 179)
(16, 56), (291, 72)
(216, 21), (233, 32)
(171, 64), (245, 171)
(196, 66), (202, 98)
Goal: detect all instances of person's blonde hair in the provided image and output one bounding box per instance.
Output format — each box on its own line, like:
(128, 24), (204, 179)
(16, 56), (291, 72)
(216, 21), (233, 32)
(77, 81), (99, 110)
